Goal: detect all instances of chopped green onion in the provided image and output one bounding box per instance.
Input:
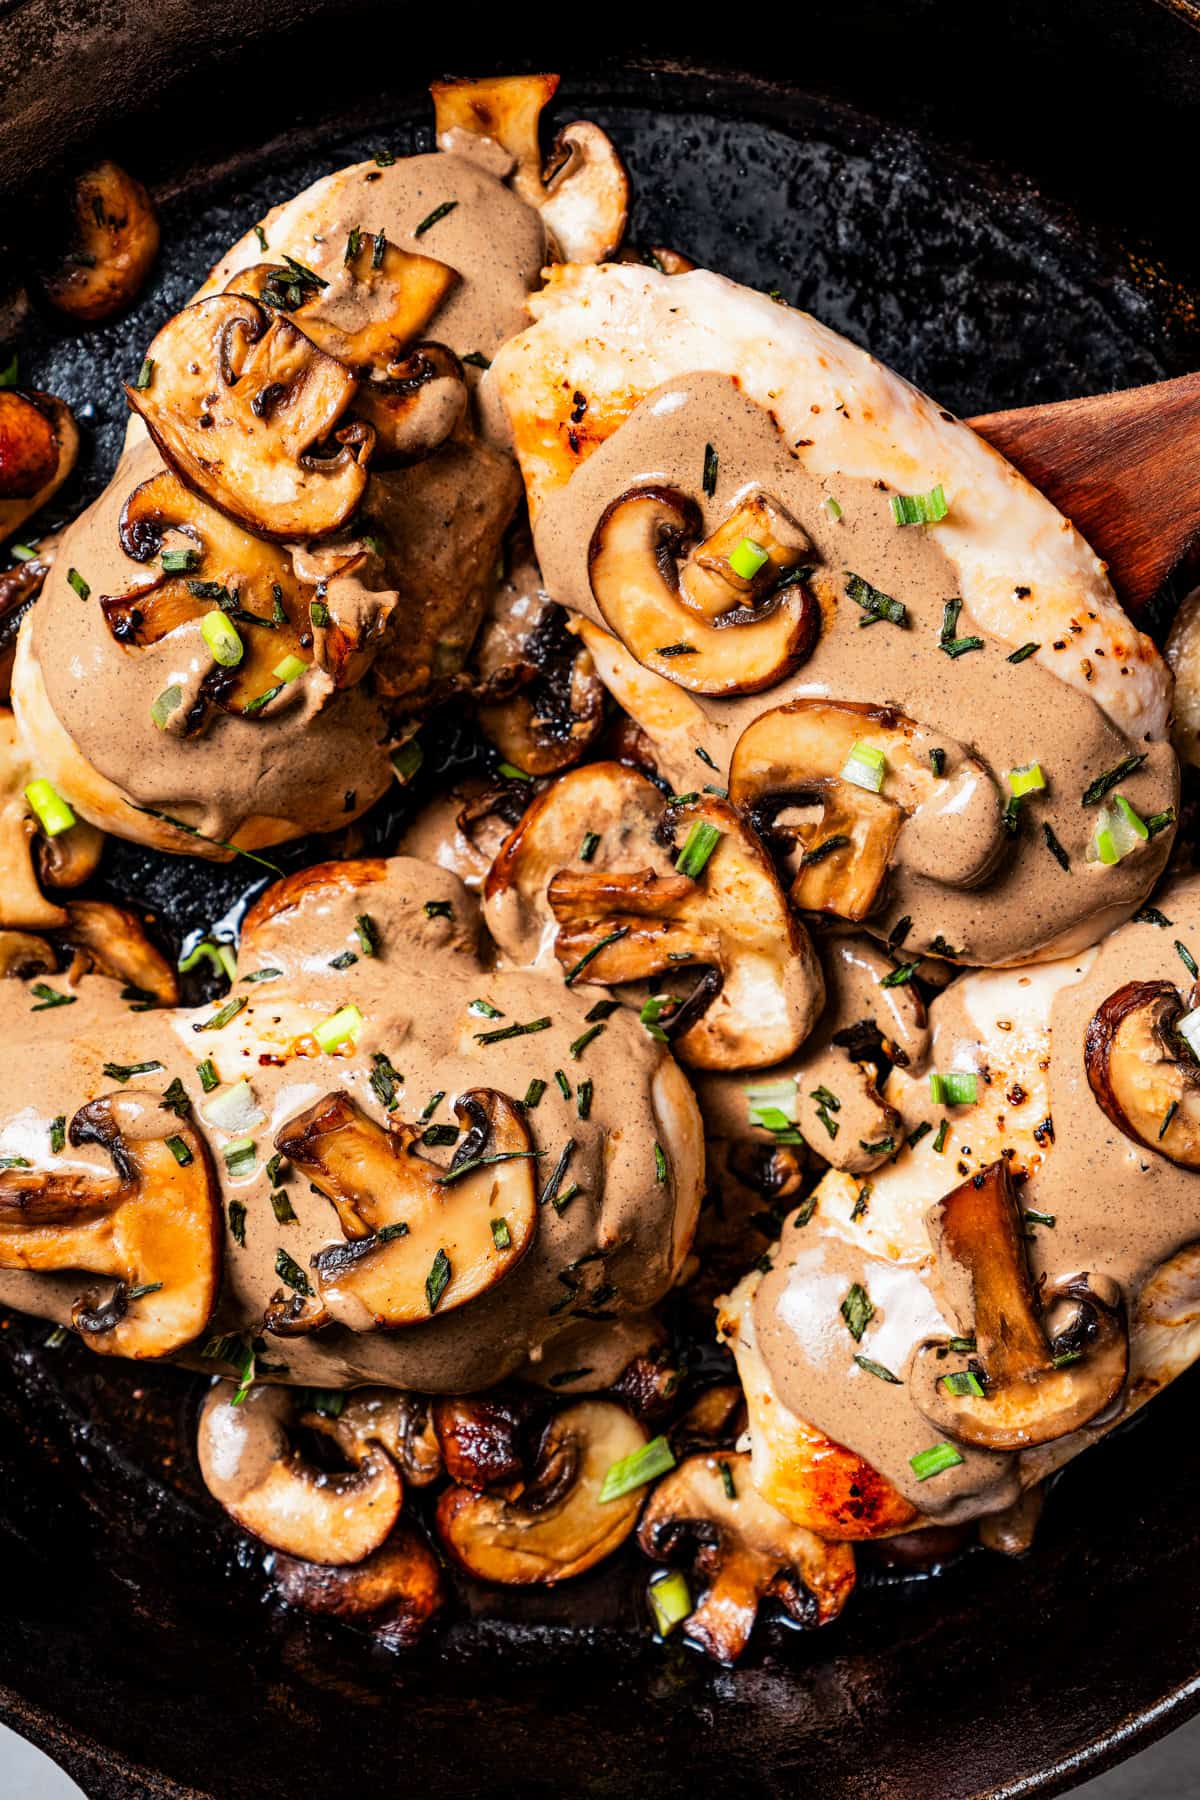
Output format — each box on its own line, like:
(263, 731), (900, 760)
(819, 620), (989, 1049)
(355, 914), (379, 957)
(854, 1354), (901, 1384)
(414, 200), (458, 236)
(197, 1059), (219, 1092)
(648, 1569), (692, 1637)
(579, 831), (601, 862)
(102, 1059), (163, 1083)
(932, 1119), (950, 1153)
(272, 653), (308, 683)
(930, 748), (946, 778)
(391, 738), (423, 783)
(475, 1016), (551, 1045)
(840, 1282), (874, 1341)
(223, 1137), (257, 1176)
(424, 899), (452, 920)
(841, 740), (887, 794)
(675, 821), (722, 879)
(49, 1114), (66, 1153)
(522, 1078), (546, 1110)
(468, 998), (503, 1018)
(228, 1200), (247, 1246)
(1082, 753), (1147, 807)
(166, 1134), (193, 1167)
(824, 496), (842, 522)
(24, 778), (75, 837)
(425, 1247), (451, 1311)
(201, 609), (243, 667)
(192, 995), (246, 1032)
(941, 1369), (985, 1398)
(150, 685), (184, 730)
(929, 1071), (978, 1106)
(654, 1142), (668, 1184)
(314, 1004), (362, 1053)
(370, 1051), (403, 1110)
(569, 1023), (605, 1060)
(577, 1078), (593, 1120)
(889, 484), (947, 526)
(30, 983), (75, 1011)
(498, 761), (530, 782)
(160, 547), (197, 573)
(1007, 641), (1040, 664)
(728, 536), (769, 581)
(1146, 808), (1177, 839)
(910, 1442), (965, 1481)
(1088, 795), (1148, 865)
(1178, 940), (1199, 979)
(846, 572), (906, 627)
(178, 939), (237, 983)
(1008, 763), (1046, 798)
(202, 1078), (264, 1134)
(271, 1189), (297, 1224)
(275, 1247), (311, 1296)
(880, 961), (919, 988)
(67, 568), (90, 602)
(598, 1434), (675, 1503)
(490, 1215), (512, 1250)
(702, 443), (718, 497)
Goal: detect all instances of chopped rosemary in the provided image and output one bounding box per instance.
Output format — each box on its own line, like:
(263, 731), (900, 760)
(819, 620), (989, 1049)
(702, 442), (718, 497)
(840, 1282), (874, 1341)
(1082, 753), (1147, 807)
(426, 1247), (451, 1311)
(522, 1078), (547, 1110)
(845, 571), (906, 627)
(569, 1023), (606, 1060)
(1007, 641), (1040, 664)
(564, 926), (629, 986)
(475, 1016), (552, 1045)
(579, 831), (601, 862)
(102, 1059), (163, 1083)
(854, 1354), (901, 1383)
(654, 1142), (668, 1183)
(414, 200), (458, 236)
(1043, 823), (1071, 871)
(192, 996), (246, 1032)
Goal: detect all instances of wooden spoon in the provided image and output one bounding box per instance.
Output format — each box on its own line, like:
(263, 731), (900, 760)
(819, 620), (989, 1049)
(968, 370), (1200, 614)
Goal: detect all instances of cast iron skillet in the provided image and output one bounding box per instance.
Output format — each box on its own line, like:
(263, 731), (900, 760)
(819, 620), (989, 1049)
(2, 5), (1200, 1795)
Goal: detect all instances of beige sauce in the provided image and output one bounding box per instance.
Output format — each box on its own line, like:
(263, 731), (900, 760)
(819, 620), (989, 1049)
(0, 859), (696, 1393)
(532, 374), (1176, 965)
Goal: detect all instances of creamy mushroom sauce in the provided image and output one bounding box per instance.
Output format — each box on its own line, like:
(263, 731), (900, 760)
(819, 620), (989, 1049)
(17, 149), (547, 847)
(745, 876), (1200, 1521)
(529, 373), (1177, 965)
(0, 858), (700, 1392)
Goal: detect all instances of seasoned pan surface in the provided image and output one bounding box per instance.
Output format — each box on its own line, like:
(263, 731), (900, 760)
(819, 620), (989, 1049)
(2, 16), (1200, 1796)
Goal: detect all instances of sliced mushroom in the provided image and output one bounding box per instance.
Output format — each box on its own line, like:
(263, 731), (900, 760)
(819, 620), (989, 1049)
(125, 294), (371, 539)
(0, 1091), (220, 1357)
(432, 1391), (533, 1495)
(0, 392), (78, 545)
(197, 1381), (403, 1564)
(105, 469), (313, 720)
(435, 1400), (647, 1583)
(485, 761), (823, 1070)
(670, 1383), (747, 1454)
(42, 161), (159, 322)
(539, 121), (631, 263)
(1085, 980), (1200, 1167)
(57, 900), (177, 1006)
(729, 700), (1004, 923)
(226, 241), (457, 372)
(272, 1523), (446, 1646)
(275, 1087), (537, 1330)
(37, 814), (103, 889)
(637, 1452), (856, 1662)
(910, 1160), (1128, 1450)
(590, 486), (820, 694)
(352, 343), (467, 462)
(588, 487), (819, 696)
(432, 74), (628, 262)
(0, 553), (52, 697)
(0, 930), (56, 979)
(475, 555), (606, 775)
(609, 1349), (682, 1422)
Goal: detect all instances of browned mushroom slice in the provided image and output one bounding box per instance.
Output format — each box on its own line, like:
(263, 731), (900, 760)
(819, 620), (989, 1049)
(0, 554), (52, 699)
(670, 1384), (747, 1453)
(42, 161), (159, 322)
(1084, 980), (1200, 1167)
(0, 930), (56, 979)
(0, 393), (78, 545)
(485, 761), (823, 1070)
(910, 1160), (1128, 1450)
(275, 1088), (537, 1330)
(37, 814), (103, 891)
(432, 72), (561, 202)
(638, 1452), (857, 1662)
(0, 1092), (220, 1358)
(476, 581), (607, 777)
(435, 1400), (647, 1583)
(431, 74), (627, 262)
(225, 240), (457, 372)
(196, 1382), (403, 1564)
(540, 121), (630, 262)
(125, 294), (371, 540)
(104, 469), (376, 720)
(587, 487), (819, 695)
(352, 344), (467, 461)
(272, 1523), (446, 1646)
(57, 900), (178, 1006)
(432, 1391), (533, 1495)
(239, 857), (391, 953)
(728, 699), (1004, 923)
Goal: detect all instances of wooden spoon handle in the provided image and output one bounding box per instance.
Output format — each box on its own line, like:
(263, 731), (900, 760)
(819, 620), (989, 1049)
(969, 370), (1200, 614)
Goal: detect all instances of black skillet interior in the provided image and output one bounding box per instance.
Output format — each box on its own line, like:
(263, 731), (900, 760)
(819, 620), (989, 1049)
(3, 4), (1200, 1795)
